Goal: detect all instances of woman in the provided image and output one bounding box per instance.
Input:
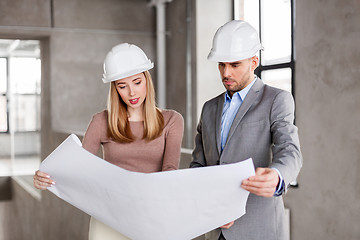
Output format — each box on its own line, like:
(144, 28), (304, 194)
(33, 43), (184, 239)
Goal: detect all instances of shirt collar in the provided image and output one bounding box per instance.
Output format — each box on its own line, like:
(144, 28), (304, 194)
(225, 75), (258, 103)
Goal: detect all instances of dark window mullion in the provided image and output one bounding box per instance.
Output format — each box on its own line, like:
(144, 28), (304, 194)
(256, 0), (295, 98)
(0, 57), (10, 133)
(257, 62), (293, 72)
(259, 0), (263, 66)
(291, 0), (296, 99)
(6, 57), (9, 133)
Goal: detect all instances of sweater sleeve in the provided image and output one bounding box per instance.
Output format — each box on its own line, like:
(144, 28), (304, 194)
(82, 111), (107, 155)
(161, 111), (184, 171)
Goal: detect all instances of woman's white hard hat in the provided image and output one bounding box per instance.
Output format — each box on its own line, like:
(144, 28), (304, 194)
(102, 43), (154, 83)
(207, 20), (264, 62)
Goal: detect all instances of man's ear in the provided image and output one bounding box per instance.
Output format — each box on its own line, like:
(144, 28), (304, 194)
(251, 56), (259, 71)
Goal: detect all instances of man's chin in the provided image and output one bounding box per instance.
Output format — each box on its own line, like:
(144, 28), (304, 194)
(224, 86), (240, 92)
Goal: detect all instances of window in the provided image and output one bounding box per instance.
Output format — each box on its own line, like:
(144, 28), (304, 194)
(234, 0), (298, 187)
(9, 57), (41, 132)
(0, 58), (7, 132)
(0, 40), (41, 133)
(234, 0), (295, 94)
(261, 68), (292, 93)
(0, 57), (41, 133)
(0, 39), (41, 176)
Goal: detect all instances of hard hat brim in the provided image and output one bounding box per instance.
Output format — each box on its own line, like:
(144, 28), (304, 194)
(102, 62), (154, 83)
(207, 44), (264, 62)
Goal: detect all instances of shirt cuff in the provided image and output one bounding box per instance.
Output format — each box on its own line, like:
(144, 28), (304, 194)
(272, 168), (285, 197)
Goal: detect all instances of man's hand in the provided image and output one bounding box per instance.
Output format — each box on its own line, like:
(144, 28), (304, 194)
(220, 221), (234, 229)
(241, 168), (279, 197)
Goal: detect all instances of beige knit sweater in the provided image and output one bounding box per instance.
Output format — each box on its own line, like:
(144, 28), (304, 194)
(82, 109), (184, 173)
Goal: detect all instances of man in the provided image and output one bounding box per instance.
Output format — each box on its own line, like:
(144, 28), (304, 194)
(190, 20), (302, 240)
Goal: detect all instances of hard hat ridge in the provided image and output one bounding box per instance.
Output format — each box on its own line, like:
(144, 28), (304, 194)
(102, 43), (154, 83)
(207, 20), (264, 62)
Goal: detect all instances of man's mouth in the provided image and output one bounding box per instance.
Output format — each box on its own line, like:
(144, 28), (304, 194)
(223, 80), (234, 86)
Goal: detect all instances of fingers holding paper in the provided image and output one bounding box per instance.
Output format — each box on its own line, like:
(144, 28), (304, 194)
(220, 221), (234, 229)
(33, 170), (55, 190)
(241, 167), (279, 198)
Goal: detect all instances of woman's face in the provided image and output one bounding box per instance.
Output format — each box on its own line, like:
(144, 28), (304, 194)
(115, 72), (147, 110)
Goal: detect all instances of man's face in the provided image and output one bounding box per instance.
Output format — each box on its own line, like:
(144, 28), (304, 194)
(218, 56), (258, 97)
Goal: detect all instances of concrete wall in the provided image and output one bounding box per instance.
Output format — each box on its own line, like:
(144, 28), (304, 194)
(0, 0), (194, 239)
(283, 0), (360, 239)
(50, 0), (155, 134)
(0, 0), (156, 239)
(0, 135), (11, 157)
(166, 0), (188, 145)
(195, 0), (233, 121)
(2, 0), (360, 239)
(1, 179), (89, 240)
(166, 0), (198, 166)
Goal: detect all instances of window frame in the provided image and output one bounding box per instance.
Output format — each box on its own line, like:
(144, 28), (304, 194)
(233, 0), (299, 187)
(256, 0), (296, 97)
(0, 55), (41, 134)
(0, 57), (9, 133)
(10, 56), (41, 133)
(233, 0), (296, 97)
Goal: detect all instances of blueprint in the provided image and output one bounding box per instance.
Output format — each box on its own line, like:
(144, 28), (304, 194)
(40, 134), (255, 240)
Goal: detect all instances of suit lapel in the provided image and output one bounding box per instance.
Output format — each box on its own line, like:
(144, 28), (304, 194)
(215, 93), (225, 154)
(225, 79), (264, 147)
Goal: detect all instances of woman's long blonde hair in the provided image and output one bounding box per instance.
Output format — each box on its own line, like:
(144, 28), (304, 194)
(107, 71), (164, 143)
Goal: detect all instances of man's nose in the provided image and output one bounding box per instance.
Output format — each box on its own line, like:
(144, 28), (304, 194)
(223, 65), (232, 77)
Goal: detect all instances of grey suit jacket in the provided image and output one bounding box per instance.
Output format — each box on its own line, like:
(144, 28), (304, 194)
(190, 78), (302, 240)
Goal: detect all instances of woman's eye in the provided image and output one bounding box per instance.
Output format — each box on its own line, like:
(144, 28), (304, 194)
(135, 81), (141, 85)
(118, 86), (126, 89)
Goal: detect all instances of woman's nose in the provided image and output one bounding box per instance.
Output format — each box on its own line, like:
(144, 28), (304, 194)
(128, 86), (135, 96)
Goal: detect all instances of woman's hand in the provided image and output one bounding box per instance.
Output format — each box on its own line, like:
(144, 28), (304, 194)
(33, 170), (55, 190)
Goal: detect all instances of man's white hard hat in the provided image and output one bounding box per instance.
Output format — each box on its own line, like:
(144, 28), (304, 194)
(102, 43), (154, 83)
(207, 20), (264, 62)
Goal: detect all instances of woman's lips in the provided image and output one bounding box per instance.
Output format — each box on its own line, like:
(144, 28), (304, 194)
(129, 98), (140, 104)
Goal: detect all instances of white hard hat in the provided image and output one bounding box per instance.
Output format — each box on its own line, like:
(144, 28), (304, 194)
(207, 20), (264, 62)
(102, 43), (154, 83)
